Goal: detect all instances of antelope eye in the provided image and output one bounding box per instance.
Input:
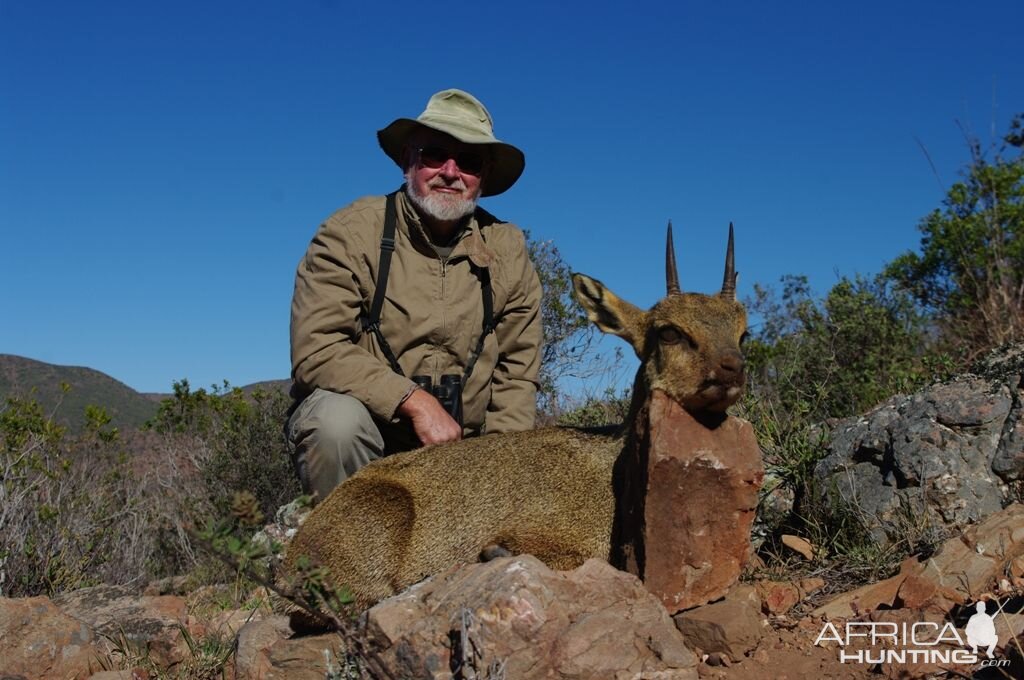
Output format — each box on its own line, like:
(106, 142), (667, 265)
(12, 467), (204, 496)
(658, 327), (686, 345)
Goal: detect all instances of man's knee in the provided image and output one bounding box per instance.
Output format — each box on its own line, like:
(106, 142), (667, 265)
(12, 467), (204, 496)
(287, 389), (384, 499)
(300, 391), (376, 445)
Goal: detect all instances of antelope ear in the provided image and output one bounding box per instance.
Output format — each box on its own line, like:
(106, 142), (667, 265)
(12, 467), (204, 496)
(572, 273), (645, 351)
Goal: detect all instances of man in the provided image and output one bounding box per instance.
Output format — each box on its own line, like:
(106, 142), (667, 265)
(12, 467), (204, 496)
(288, 89), (543, 503)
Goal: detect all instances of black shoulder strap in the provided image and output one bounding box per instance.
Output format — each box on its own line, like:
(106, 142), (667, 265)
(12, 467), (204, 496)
(462, 262), (495, 385)
(472, 207), (496, 338)
(361, 192), (404, 375)
(479, 266), (494, 336)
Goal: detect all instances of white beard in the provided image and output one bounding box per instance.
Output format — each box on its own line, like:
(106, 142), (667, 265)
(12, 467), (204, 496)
(405, 173), (478, 223)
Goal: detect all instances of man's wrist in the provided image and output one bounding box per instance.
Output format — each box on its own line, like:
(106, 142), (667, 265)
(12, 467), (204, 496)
(396, 383), (422, 418)
(398, 383), (419, 406)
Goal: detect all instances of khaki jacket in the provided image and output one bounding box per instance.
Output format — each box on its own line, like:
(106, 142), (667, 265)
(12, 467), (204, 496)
(290, 188), (542, 436)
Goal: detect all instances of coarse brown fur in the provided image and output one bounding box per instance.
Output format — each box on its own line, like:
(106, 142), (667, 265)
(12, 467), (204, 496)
(283, 225), (748, 614)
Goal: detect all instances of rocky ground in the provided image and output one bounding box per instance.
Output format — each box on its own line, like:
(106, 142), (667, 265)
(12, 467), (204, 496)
(4, 503), (1024, 679)
(3, 346), (1023, 679)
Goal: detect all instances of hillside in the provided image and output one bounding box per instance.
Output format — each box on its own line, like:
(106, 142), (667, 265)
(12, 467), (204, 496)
(0, 354), (292, 433)
(0, 354), (163, 432)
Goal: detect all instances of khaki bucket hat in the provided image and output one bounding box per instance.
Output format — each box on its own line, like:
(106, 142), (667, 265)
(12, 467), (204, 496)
(377, 89), (525, 197)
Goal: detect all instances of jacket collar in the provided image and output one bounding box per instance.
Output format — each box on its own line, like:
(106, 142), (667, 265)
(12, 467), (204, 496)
(397, 186), (496, 267)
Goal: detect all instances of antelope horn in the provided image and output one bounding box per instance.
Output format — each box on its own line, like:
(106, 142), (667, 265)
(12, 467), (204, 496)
(666, 220), (681, 295)
(720, 222), (738, 300)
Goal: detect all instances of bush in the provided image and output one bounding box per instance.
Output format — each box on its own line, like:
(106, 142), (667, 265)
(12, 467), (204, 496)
(885, 114), (1023, 360)
(738, 273), (945, 575)
(0, 379), (301, 598)
(555, 386), (632, 429)
(0, 394), (149, 595)
(740, 117), (1022, 577)
(744, 273), (938, 427)
(147, 379), (300, 519)
(525, 232), (602, 417)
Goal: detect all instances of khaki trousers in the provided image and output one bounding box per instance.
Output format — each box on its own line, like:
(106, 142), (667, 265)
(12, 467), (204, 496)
(286, 389), (418, 503)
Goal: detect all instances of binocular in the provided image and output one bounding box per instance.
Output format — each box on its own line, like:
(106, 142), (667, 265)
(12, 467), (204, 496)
(412, 374), (463, 427)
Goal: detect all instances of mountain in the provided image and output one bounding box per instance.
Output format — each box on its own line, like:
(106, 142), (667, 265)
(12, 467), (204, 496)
(0, 355), (292, 433)
(0, 352), (292, 432)
(0, 354), (163, 432)
(238, 379), (293, 397)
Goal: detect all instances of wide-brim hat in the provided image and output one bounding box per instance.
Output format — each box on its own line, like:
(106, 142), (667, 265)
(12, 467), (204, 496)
(377, 89), (525, 197)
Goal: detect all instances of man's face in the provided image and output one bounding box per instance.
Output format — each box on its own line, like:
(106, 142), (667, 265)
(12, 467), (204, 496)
(404, 130), (487, 224)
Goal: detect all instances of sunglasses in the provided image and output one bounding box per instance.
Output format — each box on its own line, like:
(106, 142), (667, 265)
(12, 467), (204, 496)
(415, 146), (486, 176)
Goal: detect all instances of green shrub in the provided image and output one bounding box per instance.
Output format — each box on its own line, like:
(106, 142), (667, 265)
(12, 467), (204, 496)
(525, 232), (602, 418)
(147, 380), (300, 519)
(745, 273), (938, 425)
(885, 115), (1023, 360)
(0, 395), (144, 596)
(555, 386), (632, 429)
(1, 379), (301, 597)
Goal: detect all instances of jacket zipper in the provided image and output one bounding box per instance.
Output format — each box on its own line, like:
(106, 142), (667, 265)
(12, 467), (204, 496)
(439, 255), (447, 382)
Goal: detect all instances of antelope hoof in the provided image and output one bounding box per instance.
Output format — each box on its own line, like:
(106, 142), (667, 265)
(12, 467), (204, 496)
(480, 543), (513, 561)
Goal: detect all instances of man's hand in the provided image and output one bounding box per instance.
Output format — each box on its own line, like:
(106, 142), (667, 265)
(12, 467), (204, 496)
(396, 388), (462, 446)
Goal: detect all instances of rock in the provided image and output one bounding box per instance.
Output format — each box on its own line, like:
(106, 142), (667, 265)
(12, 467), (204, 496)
(781, 535), (814, 560)
(893, 574), (936, 610)
(814, 346), (1024, 547)
(726, 583), (763, 611)
(892, 572), (963, 615)
(261, 634), (349, 680)
(53, 585), (189, 667)
(197, 607), (264, 639)
(358, 554), (698, 680)
(619, 392), (763, 613)
(993, 612), (1024, 647)
(868, 608), (972, 680)
(993, 413), (1024, 481)
(754, 581), (801, 615)
(251, 497), (313, 570)
(748, 578), (823, 617)
(798, 578), (826, 597)
(0, 596), (96, 680)
(813, 503), (1024, 619)
(915, 502), (1024, 602)
(143, 575), (190, 596)
(672, 593), (764, 662)
(234, 616), (293, 680)
(811, 573), (905, 619)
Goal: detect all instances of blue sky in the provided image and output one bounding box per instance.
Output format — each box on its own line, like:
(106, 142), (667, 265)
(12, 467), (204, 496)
(2, 0), (1021, 394)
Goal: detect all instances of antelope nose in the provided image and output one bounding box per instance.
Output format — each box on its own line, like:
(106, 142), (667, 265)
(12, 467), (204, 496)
(719, 350), (744, 379)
